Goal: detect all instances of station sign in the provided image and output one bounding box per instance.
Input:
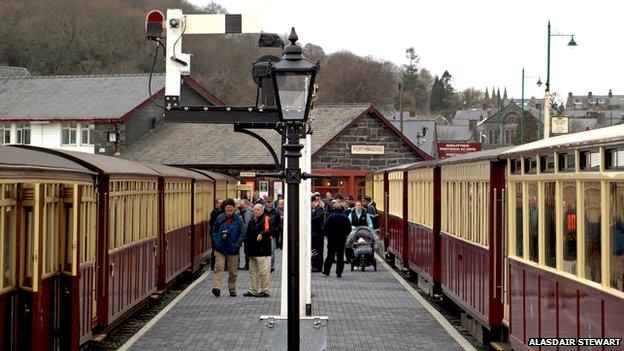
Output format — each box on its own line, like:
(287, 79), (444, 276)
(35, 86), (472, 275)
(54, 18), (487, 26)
(239, 171), (256, 178)
(351, 145), (385, 155)
(438, 142), (481, 158)
(551, 116), (569, 134)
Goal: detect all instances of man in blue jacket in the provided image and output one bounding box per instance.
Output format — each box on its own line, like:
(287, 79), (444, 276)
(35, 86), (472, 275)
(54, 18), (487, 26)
(212, 198), (245, 297)
(323, 203), (352, 278)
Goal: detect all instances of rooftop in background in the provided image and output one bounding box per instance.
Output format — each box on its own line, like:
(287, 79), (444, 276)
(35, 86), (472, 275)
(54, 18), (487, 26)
(453, 108), (485, 121)
(387, 119), (437, 158)
(0, 73), (224, 122)
(0, 74), (164, 121)
(0, 66), (30, 78)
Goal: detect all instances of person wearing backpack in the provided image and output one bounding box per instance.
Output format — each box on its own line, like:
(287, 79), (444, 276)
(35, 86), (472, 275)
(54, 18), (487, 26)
(243, 204), (273, 297)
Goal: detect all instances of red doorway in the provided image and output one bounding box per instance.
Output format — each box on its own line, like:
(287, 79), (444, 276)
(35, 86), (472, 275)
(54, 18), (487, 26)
(311, 169), (369, 199)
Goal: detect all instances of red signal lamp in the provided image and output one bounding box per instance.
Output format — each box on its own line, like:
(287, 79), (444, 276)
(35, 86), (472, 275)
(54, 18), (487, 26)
(146, 10), (165, 40)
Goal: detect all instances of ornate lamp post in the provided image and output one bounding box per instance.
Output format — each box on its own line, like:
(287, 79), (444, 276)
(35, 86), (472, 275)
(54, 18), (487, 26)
(520, 68), (542, 144)
(543, 21), (577, 139)
(271, 28), (318, 351)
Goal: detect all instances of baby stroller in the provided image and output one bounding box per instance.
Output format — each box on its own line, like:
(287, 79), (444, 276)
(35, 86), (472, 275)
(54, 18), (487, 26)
(346, 226), (377, 271)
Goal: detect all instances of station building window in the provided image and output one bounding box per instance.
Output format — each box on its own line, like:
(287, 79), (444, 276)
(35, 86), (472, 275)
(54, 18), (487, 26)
(1, 123), (10, 144)
(610, 182), (624, 291)
(81, 124), (94, 145)
(62, 123), (77, 145)
(15, 123), (30, 145)
(584, 181), (601, 283)
(562, 181), (577, 274)
(528, 183), (538, 262)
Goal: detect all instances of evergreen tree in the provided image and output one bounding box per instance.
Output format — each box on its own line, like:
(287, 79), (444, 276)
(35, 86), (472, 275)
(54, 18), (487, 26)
(512, 111), (539, 144)
(430, 76), (444, 112)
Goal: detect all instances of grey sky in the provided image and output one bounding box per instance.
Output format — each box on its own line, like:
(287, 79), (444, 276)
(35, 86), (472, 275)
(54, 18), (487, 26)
(186, 0), (624, 102)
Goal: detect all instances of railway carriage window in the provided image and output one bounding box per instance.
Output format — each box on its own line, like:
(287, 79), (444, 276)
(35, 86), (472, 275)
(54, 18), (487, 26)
(524, 157), (537, 174)
(1, 185), (16, 289)
(61, 123), (78, 145)
(584, 181), (601, 283)
(544, 182), (556, 268)
(528, 183), (539, 262)
(64, 204), (74, 270)
(610, 183), (624, 291)
(515, 184), (523, 257)
(540, 155), (555, 173)
(562, 181), (577, 274)
(22, 207), (34, 287)
(580, 151), (600, 171)
(1, 123), (10, 144)
(606, 149), (624, 170)
(511, 159), (522, 174)
(558, 153), (576, 172)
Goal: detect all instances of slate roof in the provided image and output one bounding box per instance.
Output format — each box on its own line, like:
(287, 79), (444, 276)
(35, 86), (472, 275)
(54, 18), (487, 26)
(0, 66), (30, 78)
(437, 125), (473, 142)
(122, 104), (374, 166)
(388, 119), (437, 158)
(0, 74), (165, 121)
(453, 108), (485, 121)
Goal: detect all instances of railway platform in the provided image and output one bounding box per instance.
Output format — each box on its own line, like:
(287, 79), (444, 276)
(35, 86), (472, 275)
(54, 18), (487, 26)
(120, 251), (475, 351)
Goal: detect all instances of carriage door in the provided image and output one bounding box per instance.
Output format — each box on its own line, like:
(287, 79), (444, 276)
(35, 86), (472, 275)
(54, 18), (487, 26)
(59, 184), (80, 351)
(0, 183), (18, 351)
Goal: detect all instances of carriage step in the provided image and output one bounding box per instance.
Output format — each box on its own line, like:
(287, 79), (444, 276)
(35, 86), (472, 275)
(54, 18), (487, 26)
(93, 333), (107, 342)
(490, 341), (512, 351)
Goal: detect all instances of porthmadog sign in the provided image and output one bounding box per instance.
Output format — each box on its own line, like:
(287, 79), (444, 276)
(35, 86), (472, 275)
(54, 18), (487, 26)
(351, 145), (385, 155)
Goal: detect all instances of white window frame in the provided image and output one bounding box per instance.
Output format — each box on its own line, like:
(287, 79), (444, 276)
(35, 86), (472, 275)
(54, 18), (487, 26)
(15, 123), (30, 145)
(80, 123), (94, 146)
(62, 123), (78, 146)
(1, 123), (10, 145)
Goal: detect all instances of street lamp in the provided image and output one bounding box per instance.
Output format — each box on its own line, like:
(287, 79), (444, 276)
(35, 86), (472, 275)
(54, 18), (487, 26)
(520, 68), (542, 144)
(543, 21), (577, 139)
(271, 27), (318, 351)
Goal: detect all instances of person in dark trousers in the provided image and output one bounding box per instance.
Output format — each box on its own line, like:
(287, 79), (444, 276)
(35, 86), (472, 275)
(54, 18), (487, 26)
(239, 199), (253, 270)
(362, 195), (379, 230)
(264, 197), (282, 273)
(208, 198), (224, 270)
(211, 198), (244, 297)
(323, 203), (351, 277)
(311, 195), (325, 272)
(243, 204), (272, 297)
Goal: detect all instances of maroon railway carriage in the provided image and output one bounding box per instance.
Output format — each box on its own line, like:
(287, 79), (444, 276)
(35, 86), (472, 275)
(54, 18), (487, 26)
(404, 160), (441, 296)
(20, 147), (163, 338)
(501, 126), (624, 351)
(0, 146), (96, 351)
(437, 147), (511, 342)
(382, 164), (412, 267)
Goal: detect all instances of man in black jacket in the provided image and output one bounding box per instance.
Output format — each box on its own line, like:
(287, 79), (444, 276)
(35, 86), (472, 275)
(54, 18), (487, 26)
(323, 203), (352, 277)
(208, 198), (223, 270)
(311, 195), (325, 272)
(264, 197), (282, 273)
(243, 204), (272, 297)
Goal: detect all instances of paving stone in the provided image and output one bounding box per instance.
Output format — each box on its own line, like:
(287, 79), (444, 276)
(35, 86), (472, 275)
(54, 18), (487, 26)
(127, 250), (465, 351)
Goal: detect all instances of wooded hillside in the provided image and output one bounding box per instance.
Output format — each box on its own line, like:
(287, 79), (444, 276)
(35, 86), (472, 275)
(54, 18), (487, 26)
(0, 0), (490, 115)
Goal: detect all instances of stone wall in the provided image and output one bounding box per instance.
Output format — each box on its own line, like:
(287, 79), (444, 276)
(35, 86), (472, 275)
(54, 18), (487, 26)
(312, 112), (424, 170)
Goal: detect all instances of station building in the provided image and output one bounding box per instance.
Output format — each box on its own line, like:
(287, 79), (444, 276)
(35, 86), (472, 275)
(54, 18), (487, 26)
(123, 103), (431, 198)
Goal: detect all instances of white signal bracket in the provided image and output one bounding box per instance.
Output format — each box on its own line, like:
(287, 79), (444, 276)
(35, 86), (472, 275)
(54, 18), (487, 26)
(164, 9), (261, 107)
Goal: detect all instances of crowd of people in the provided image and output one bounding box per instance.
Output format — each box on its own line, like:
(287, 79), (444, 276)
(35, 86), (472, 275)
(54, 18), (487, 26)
(208, 190), (378, 298)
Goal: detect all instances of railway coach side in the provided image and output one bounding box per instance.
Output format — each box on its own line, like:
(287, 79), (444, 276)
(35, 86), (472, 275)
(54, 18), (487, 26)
(405, 161), (440, 295)
(502, 125), (624, 351)
(439, 148), (509, 342)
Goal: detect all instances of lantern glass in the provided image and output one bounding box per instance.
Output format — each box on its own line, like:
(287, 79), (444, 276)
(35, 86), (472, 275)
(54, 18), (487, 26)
(276, 72), (312, 121)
